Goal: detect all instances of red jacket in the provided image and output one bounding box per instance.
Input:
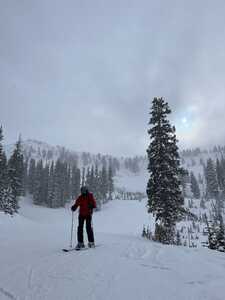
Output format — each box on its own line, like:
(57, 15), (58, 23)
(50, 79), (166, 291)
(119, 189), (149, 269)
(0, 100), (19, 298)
(71, 193), (97, 216)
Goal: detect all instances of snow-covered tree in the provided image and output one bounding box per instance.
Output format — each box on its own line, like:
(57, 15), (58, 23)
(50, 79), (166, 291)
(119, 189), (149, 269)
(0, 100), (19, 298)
(100, 165), (108, 203)
(205, 158), (219, 199)
(190, 172), (200, 199)
(47, 161), (55, 208)
(146, 97), (184, 244)
(28, 159), (36, 195)
(216, 158), (225, 197)
(94, 164), (102, 209)
(7, 137), (24, 212)
(71, 165), (80, 200)
(1, 185), (14, 215)
(0, 126), (13, 214)
(108, 165), (114, 200)
(33, 160), (44, 206)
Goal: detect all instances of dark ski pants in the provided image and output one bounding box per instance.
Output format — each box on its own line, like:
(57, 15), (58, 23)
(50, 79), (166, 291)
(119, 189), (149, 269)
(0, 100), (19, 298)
(77, 215), (95, 244)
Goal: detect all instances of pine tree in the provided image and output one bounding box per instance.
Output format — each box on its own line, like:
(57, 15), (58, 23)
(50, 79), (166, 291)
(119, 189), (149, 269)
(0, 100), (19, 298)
(81, 167), (85, 186)
(28, 159), (36, 195)
(100, 165), (108, 203)
(216, 158), (225, 197)
(33, 160), (44, 205)
(54, 159), (63, 207)
(71, 165), (80, 200)
(108, 165), (114, 200)
(205, 158), (219, 199)
(0, 126), (7, 211)
(89, 165), (95, 193)
(1, 185), (14, 215)
(0, 126), (13, 214)
(190, 172), (200, 199)
(180, 169), (189, 198)
(216, 159), (223, 191)
(66, 165), (72, 199)
(60, 162), (68, 205)
(94, 164), (101, 210)
(22, 159), (28, 196)
(47, 161), (55, 208)
(216, 215), (225, 252)
(85, 167), (91, 188)
(42, 163), (50, 205)
(7, 137), (24, 212)
(146, 97), (184, 244)
(206, 214), (225, 251)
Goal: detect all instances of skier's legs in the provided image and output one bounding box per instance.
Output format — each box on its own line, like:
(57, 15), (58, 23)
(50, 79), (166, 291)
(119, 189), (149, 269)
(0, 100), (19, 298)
(77, 215), (85, 244)
(86, 215), (95, 243)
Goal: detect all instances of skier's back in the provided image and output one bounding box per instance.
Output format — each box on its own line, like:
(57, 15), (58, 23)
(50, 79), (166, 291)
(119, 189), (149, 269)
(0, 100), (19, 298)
(71, 186), (97, 250)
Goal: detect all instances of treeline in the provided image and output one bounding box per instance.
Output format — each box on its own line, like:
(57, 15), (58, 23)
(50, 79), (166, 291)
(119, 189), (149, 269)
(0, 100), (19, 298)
(123, 157), (141, 173)
(203, 157), (225, 252)
(22, 140), (148, 175)
(0, 127), (24, 215)
(23, 159), (115, 210)
(0, 126), (115, 215)
(204, 157), (225, 199)
(27, 159), (81, 208)
(180, 156), (225, 251)
(83, 164), (114, 208)
(181, 145), (225, 158)
(115, 188), (145, 201)
(23, 142), (121, 176)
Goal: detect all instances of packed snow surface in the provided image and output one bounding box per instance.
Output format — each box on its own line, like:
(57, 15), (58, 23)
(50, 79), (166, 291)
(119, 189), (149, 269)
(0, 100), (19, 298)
(1, 198), (225, 300)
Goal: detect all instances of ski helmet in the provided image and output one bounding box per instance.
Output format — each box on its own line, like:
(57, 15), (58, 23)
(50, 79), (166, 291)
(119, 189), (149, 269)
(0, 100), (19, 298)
(81, 186), (88, 195)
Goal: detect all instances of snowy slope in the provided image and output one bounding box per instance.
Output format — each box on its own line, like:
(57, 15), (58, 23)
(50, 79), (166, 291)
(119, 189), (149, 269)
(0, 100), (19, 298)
(5, 139), (224, 195)
(1, 198), (225, 300)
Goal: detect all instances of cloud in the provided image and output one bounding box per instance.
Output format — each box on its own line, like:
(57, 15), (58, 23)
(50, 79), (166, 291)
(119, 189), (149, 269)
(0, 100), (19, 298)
(0, 0), (225, 155)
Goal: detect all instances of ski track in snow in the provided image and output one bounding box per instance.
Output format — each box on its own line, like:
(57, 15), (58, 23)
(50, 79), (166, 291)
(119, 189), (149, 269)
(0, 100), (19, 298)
(1, 199), (225, 300)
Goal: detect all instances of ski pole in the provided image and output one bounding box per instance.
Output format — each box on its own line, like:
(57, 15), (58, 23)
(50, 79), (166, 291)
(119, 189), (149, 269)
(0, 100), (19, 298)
(70, 211), (74, 249)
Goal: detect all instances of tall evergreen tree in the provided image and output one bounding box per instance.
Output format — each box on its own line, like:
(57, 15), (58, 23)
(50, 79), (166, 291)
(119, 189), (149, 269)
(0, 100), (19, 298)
(54, 159), (64, 207)
(146, 97), (184, 244)
(71, 166), (80, 200)
(216, 158), (225, 196)
(81, 167), (85, 186)
(89, 165), (95, 193)
(190, 172), (200, 199)
(85, 167), (91, 188)
(0, 126), (13, 214)
(33, 160), (44, 205)
(100, 164), (108, 203)
(93, 164), (101, 209)
(2, 186), (14, 215)
(42, 163), (50, 205)
(28, 159), (36, 195)
(108, 165), (114, 200)
(22, 159), (28, 196)
(205, 158), (219, 199)
(7, 137), (24, 212)
(179, 169), (189, 198)
(47, 161), (55, 208)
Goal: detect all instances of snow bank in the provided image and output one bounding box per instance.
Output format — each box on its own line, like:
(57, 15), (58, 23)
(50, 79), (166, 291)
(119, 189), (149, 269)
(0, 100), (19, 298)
(1, 198), (225, 300)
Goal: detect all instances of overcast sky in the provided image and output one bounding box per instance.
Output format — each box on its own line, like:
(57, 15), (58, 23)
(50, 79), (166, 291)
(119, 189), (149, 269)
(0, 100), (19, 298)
(1, 0), (225, 156)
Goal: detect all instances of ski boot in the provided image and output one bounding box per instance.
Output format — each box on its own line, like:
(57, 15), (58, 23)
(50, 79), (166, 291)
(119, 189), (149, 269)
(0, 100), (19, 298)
(88, 242), (95, 248)
(75, 242), (85, 250)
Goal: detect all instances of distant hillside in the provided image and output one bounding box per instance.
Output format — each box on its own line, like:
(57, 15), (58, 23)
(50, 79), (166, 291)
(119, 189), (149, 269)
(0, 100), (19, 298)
(5, 139), (225, 195)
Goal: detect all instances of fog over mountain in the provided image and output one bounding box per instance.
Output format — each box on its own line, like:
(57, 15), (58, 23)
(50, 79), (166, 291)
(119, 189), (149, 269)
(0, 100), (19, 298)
(1, 1), (225, 156)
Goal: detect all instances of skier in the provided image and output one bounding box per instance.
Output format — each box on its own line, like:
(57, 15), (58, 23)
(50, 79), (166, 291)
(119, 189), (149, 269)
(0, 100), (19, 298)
(71, 186), (97, 250)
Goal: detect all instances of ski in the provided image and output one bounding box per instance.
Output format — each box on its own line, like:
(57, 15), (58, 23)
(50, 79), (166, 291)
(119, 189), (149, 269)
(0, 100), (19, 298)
(62, 247), (88, 252)
(62, 244), (101, 252)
